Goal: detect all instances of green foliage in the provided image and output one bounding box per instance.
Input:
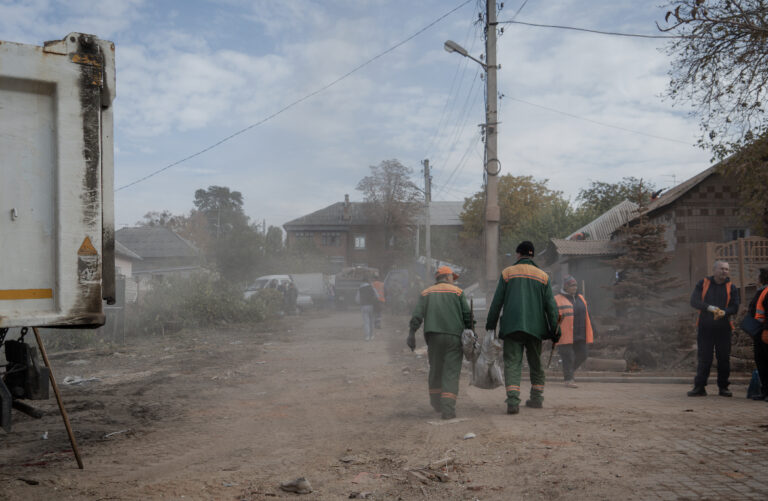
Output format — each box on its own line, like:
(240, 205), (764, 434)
(131, 273), (283, 334)
(576, 177), (656, 221)
(460, 175), (585, 259)
(609, 204), (687, 369)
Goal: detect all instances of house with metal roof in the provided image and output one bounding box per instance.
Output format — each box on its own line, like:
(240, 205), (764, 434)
(115, 226), (203, 283)
(283, 195), (463, 272)
(545, 199), (639, 313)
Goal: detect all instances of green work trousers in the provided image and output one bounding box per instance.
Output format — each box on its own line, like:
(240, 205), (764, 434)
(425, 333), (462, 414)
(502, 331), (545, 406)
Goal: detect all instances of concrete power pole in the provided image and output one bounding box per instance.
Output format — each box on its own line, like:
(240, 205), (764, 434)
(484, 0), (500, 292)
(423, 159), (432, 278)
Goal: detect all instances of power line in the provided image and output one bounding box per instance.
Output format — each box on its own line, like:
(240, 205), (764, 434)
(116, 0), (474, 192)
(509, 96), (693, 145)
(498, 19), (683, 39)
(431, 71), (483, 188)
(423, 12), (481, 162)
(510, 0), (530, 21)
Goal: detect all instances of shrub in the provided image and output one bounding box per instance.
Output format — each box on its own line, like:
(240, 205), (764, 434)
(130, 273), (283, 334)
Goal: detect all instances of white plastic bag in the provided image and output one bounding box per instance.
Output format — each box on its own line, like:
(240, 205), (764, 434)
(470, 330), (504, 389)
(461, 329), (478, 361)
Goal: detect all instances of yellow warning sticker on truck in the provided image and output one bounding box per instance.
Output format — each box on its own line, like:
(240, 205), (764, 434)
(78, 236), (100, 284)
(78, 236), (98, 255)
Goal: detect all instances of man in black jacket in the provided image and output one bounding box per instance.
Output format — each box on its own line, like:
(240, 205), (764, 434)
(688, 261), (740, 397)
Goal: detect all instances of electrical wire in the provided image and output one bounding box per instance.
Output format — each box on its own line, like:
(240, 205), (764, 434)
(116, 0), (474, 192)
(435, 131), (483, 198)
(431, 71), (483, 188)
(497, 19), (683, 39)
(422, 12), (481, 162)
(509, 96), (693, 145)
(510, 0), (529, 21)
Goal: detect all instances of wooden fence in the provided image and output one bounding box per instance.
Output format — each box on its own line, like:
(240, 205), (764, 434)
(705, 237), (768, 299)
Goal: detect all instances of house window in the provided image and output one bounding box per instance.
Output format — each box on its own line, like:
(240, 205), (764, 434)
(293, 231), (313, 241)
(724, 228), (750, 241)
(321, 232), (341, 247)
(354, 235), (366, 250)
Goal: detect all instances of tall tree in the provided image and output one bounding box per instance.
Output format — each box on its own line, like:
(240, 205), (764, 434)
(356, 159), (421, 258)
(136, 210), (186, 230)
(609, 196), (686, 368)
(193, 185), (249, 239)
(576, 177), (656, 221)
(660, 1), (768, 234)
(660, 0), (768, 155)
(460, 175), (581, 257)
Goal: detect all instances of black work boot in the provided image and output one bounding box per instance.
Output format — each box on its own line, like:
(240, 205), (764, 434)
(507, 404), (519, 415)
(718, 387), (732, 397)
(525, 399), (543, 409)
(441, 410), (456, 420)
(687, 386), (707, 397)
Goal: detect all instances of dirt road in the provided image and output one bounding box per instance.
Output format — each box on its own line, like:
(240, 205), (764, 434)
(1, 311), (767, 500)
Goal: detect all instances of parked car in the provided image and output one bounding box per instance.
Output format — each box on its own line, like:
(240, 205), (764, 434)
(244, 275), (313, 311)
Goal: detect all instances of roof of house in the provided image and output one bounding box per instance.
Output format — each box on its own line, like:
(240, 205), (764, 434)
(115, 240), (142, 260)
(115, 227), (199, 259)
(283, 199), (464, 230)
(643, 165), (718, 216)
(283, 202), (369, 229)
(567, 199), (639, 240)
(550, 239), (618, 256)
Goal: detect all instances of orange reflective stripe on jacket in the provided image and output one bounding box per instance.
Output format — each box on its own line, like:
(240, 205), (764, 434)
(372, 281), (386, 303)
(699, 277), (734, 328)
(755, 287), (768, 322)
(554, 293), (593, 345)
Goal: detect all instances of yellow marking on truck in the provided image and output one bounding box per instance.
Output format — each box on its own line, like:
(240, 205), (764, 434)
(0, 289), (53, 300)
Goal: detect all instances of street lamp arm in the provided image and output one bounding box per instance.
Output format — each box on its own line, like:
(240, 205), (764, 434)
(444, 40), (487, 70)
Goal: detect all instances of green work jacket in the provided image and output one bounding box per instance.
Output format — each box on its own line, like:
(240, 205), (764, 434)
(485, 258), (559, 340)
(409, 281), (472, 336)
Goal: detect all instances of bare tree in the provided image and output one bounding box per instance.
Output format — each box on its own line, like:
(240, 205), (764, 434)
(356, 159), (421, 246)
(659, 0), (768, 155)
(660, 1), (768, 234)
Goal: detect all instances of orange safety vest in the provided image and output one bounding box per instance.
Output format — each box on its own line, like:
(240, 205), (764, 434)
(372, 281), (386, 303)
(554, 293), (593, 345)
(698, 277), (734, 329)
(755, 287), (768, 343)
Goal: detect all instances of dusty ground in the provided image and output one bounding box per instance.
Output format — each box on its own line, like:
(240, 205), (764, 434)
(1, 311), (767, 500)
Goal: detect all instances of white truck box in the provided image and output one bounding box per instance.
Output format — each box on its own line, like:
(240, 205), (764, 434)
(0, 33), (115, 328)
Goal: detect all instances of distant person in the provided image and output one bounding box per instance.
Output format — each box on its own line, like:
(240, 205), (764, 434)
(554, 275), (595, 388)
(688, 261), (740, 397)
(407, 266), (472, 420)
(356, 279), (378, 341)
(486, 241), (560, 415)
(372, 273), (386, 329)
(285, 281), (298, 315)
(746, 268), (768, 401)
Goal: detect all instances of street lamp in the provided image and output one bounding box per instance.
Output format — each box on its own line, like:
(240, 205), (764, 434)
(443, 1), (500, 297)
(443, 40), (486, 69)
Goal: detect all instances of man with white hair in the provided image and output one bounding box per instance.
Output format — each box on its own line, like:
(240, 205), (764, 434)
(688, 260), (740, 397)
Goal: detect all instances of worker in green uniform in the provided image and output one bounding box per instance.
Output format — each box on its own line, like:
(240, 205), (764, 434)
(407, 266), (473, 420)
(486, 241), (560, 415)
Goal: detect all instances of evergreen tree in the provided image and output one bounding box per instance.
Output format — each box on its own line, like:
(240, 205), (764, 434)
(609, 196), (686, 369)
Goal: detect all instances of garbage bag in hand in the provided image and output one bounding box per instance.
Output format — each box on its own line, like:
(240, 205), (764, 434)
(470, 330), (504, 389)
(461, 329), (479, 361)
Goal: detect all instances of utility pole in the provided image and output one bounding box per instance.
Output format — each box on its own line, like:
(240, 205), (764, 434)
(484, 0), (500, 293)
(423, 159), (432, 278)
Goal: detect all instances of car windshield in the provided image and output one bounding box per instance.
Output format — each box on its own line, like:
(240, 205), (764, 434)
(247, 279), (269, 291)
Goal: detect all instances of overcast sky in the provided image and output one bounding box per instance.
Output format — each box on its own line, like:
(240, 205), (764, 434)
(1, 0), (711, 230)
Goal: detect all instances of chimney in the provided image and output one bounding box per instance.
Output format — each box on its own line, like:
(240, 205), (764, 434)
(343, 194), (350, 220)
